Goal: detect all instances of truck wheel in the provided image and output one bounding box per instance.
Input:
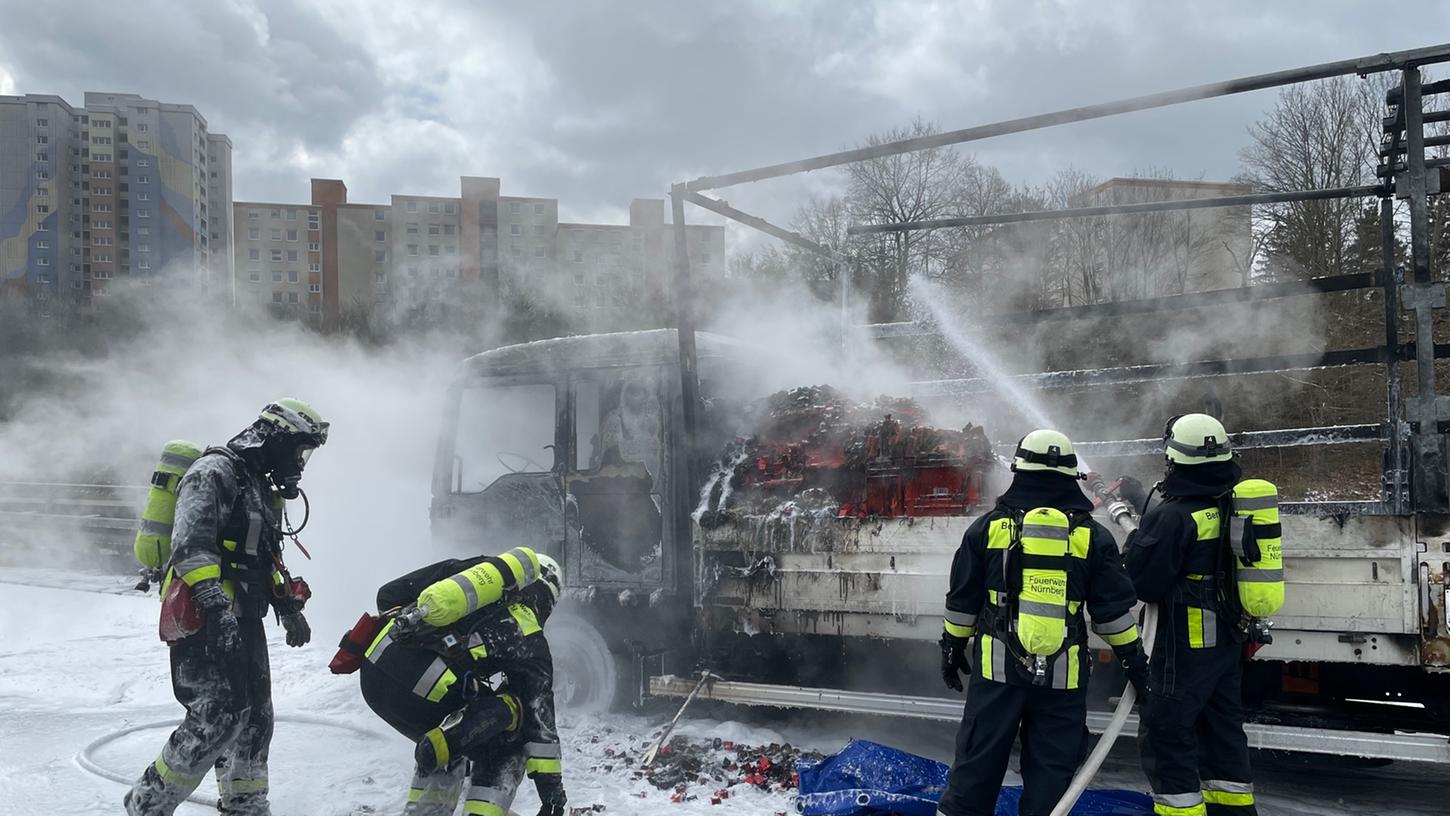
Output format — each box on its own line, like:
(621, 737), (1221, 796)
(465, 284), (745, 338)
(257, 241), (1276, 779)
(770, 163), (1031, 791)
(546, 609), (619, 711)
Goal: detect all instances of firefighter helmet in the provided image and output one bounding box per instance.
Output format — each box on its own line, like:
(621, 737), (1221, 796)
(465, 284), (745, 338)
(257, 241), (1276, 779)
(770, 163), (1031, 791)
(536, 553), (563, 602)
(1164, 413), (1232, 464)
(260, 398), (329, 447)
(1011, 429), (1082, 478)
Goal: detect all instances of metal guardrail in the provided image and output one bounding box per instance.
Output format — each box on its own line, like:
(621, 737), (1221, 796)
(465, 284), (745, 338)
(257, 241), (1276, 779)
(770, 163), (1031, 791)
(0, 481), (142, 549)
(648, 676), (1450, 764)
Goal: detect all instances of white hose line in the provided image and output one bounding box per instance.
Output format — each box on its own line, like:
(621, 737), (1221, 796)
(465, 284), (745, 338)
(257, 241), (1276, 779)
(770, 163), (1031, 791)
(71, 714), (528, 814)
(1047, 603), (1158, 816)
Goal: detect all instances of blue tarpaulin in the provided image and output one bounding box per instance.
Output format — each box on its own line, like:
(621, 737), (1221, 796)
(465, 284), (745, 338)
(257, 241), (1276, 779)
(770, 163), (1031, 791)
(794, 739), (1153, 816)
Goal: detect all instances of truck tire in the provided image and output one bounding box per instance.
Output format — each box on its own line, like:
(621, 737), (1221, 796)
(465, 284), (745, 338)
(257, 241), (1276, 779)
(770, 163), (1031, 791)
(546, 609), (620, 711)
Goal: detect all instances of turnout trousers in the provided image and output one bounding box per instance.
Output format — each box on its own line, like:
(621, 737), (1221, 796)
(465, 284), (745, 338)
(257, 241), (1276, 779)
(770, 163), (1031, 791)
(937, 672), (1089, 816)
(359, 663), (523, 816)
(1139, 634), (1257, 816)
(125, 619), (275, 816)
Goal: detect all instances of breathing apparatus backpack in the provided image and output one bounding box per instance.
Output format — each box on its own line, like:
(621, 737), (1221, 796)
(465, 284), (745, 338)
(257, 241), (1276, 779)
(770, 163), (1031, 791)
(990, 507), (1090, 683)
(133, 440), (204, 589)
(1226, 479), (1285, 620)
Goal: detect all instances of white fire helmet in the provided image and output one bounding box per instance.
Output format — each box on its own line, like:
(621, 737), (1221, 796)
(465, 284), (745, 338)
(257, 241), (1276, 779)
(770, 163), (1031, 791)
(1164, 413), (1233, 465)
(536, 553), (563, 601)
(1011, 429), (1083, 478)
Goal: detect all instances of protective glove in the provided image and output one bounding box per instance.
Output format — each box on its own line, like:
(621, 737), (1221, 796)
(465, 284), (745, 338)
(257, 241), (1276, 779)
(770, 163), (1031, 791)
(192, 579), (241, 659)
(1115, 641), (1151, 699)
(281, 611), (311, 648)
(940, 632), (972, 692)
(534, 772), (567, 816)
(1118, 476), (1149, 514)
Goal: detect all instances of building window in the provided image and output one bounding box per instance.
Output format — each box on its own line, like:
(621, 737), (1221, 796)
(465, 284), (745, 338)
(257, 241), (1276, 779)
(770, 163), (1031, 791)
(249, 270), (261, 282)
(137, 209), (150, 218)
(136, 123), (147, 132)
(374, 249), (386, 263)
(511, 243), (521, 257)
(248, 227), (259, 240)
(138, 259), (151, 269)
(248, 209), (259, 219)
(37, 257), (49, 267)
(308, 241), (320, 251)
(443, 224), (456, 236)
(428, 202), (440, 214)
(573, 251), (584, 263)
(407, 244), (418, 256)
(272, 271), (283, 282)
(36, 134), (48, 144)
(287, 209), (297, 221)
(35, 151), (48, 162)
(137, 244), (150, 253)
(287, 292), (299, 304)
(374, 270), (386, 283)
(534, 203), (545, 217)
(509, 202), (521, 214)
(428, 224), (440, 236)
(36, 222), (48, 232)
(375, 230), (385, 242)
(36, 117), (47, 127)
(287, 229), (298, 241)
(534, 246), (546, 258)
(136, 158), (149, 167)
(447, 268), (458, 278)
(36, 170), (48, 180)
(36, 204), (48, 214)
(271, 249), (283, 262)
(272, 292), (283, 303)
(406, 223), (418, 235)
(377, 208), (388, 220)
(137, 226), (149, 235)
(510, 224), (521, 236)
(288, 270), (299, 283)
(287, 250), (298, 262)
(428, 245), (440, 256)
(405, 201), (417, 213)
(137, 175), (150, 184)
(444, 203), (455, 214)
(272, 228), (282, 240)
(309, 263), (320, 273)
(249, 249), (260, 260)
(309, 283), (321, 293)
(136, 140), (150, 150)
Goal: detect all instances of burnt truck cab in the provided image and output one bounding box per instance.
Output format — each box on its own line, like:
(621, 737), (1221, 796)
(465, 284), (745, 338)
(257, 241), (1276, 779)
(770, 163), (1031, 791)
(431, 329), (748, 706)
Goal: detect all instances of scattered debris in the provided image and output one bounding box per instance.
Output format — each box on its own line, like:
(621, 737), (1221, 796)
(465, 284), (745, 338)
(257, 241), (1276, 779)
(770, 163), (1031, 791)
(627, 732), (821, 810)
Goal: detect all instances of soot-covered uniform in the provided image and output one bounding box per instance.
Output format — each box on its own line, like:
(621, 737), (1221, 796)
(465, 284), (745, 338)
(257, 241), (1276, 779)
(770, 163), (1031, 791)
(126, 447), (293, 816)
(361, 552), (562, 816)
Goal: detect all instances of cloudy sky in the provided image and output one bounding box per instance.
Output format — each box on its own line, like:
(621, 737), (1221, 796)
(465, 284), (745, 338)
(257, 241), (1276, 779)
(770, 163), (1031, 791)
(1, 0), (1445, 238)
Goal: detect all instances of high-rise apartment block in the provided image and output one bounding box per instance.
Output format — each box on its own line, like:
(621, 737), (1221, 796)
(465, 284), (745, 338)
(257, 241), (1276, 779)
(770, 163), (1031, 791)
(0, 92), (232, 308)
(234, 176), (726, 331)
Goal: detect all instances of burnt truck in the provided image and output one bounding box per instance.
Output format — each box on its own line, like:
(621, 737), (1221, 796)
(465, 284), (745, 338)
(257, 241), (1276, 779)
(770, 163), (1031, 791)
(431, 329), (1450, 764)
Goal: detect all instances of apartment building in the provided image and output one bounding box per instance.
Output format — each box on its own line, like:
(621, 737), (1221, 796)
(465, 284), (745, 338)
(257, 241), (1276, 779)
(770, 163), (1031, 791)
(235, 176), (726, 332)
(0, 91), (232, 308)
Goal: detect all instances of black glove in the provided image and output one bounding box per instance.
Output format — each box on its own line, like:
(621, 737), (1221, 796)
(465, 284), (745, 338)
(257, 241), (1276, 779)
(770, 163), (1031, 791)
(940, 633), (972, 692)
(281, 611), (311, 648)
(192, 579), (241, 659)
(534, 772), (567, 816)
(1116, 641), (1151, 698)
(1118, 476), (1149, 514)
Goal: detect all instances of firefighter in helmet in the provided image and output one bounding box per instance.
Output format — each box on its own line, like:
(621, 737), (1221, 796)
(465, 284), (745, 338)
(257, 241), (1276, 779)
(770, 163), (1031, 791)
(937, 429), (1148, 816)
(126, 399), (328, 816)
(1125, 414), (1283, 816)
(356, 546), (568, 816)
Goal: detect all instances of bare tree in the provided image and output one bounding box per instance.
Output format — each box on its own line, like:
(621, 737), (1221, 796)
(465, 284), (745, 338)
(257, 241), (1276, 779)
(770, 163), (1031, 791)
(1240, 76), (1386, 279)
(846, 118), (973, 322)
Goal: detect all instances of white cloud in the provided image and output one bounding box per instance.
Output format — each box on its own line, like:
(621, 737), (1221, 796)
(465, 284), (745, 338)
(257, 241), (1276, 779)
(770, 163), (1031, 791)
(0, 64), (14, 96)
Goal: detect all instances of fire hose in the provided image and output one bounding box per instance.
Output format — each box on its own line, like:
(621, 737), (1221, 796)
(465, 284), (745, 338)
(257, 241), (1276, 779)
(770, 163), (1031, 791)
(1048, 489), (1153, 816)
